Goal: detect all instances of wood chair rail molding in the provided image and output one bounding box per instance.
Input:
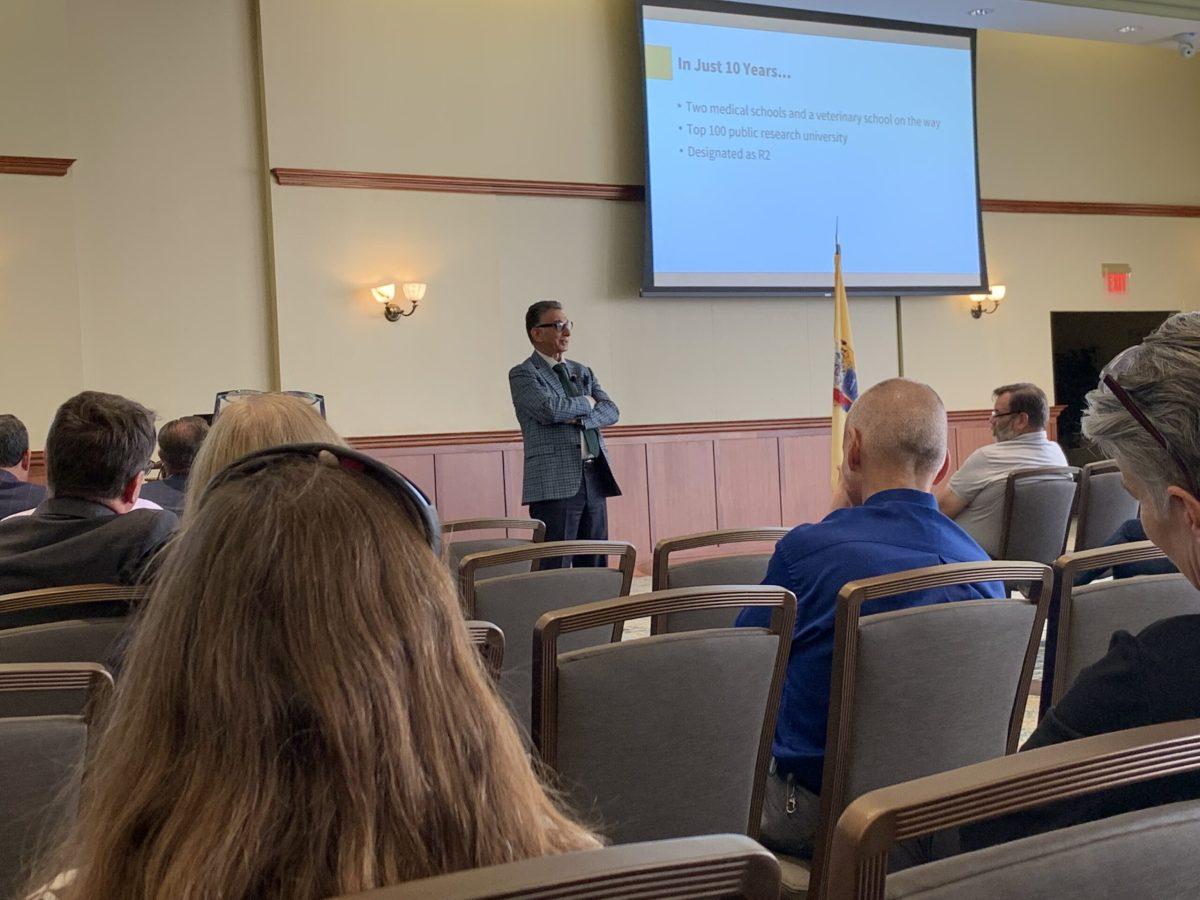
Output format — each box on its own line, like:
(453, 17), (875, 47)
(269, 169), (1200, 217)
(270, 167), (640, 201)
(0, 156), (76, 176)
(346, 407), (1054, 452)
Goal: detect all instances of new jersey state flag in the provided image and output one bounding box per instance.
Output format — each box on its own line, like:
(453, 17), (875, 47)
(831, 241), (858, 487)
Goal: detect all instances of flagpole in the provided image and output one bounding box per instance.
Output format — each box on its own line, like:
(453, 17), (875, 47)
(894, 294), (905, 377)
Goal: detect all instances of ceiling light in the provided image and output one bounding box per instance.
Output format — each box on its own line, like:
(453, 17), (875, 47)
(1116, 25), (1140, 34)
(968, 8), (994, 16)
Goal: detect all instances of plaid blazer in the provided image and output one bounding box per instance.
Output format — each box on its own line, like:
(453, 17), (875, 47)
(508, 352), (621, 504)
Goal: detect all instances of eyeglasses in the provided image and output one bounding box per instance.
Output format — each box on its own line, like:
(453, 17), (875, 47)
(204, 442), (440, 552)
(532, 320), (572, 333)
(989, 410), (1018, 420)
(214, 390), (327, 420)
(1101, 346), (1198, 498)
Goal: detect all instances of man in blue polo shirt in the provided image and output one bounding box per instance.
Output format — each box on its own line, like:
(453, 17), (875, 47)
(737, 377), (1004, 858)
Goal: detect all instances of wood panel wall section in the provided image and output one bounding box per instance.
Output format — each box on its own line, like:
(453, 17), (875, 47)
(23, 409), (1058, 566)
(348, 409), (1061, 570)
(270, 169), (1200, 218)
(0, 156), (75, 176)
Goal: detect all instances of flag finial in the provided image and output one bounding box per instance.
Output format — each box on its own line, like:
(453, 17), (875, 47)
(834, 217), (840, 256)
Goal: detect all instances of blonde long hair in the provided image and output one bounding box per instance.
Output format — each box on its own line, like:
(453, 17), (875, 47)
(182, 393), (344, 519)
(34, 455), (598, 899)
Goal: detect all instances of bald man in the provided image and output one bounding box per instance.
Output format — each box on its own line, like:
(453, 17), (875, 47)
(736, 378), (1004, 859)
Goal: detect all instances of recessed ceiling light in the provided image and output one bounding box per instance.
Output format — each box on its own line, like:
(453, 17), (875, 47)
(1116, 25), (1141, 34)
(968, 7), (994, 15)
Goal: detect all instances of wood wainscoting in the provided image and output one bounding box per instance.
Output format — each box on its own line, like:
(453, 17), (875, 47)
(24, 408), (1059, 569)
(348, 408), (1062, 568)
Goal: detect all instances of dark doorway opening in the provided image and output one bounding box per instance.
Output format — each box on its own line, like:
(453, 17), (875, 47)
(1051, 310), (1176, 467)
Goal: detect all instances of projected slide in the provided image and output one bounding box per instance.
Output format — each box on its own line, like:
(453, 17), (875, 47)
(640, 3), (986, 294)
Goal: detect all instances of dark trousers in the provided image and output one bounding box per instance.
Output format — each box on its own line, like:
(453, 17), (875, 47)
(529, 461), (609, 568)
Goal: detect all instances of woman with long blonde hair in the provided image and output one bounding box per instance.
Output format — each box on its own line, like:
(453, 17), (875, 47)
(31, 446), (598, 899)
(182, 392), (344, 520)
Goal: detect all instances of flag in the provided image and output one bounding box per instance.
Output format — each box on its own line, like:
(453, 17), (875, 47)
(831, 238), (858, 487)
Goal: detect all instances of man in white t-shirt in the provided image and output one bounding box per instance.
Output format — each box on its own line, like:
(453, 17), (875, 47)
(935, 382), (1068, 557)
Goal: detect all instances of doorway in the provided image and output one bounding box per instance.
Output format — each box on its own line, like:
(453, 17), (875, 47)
(1050, 310), (1176, 467)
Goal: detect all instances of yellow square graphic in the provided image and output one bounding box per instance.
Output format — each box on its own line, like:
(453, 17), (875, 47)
(645, 44), (673, 80)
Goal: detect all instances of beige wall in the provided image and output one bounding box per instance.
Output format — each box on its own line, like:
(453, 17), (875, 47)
(260, 3), (1200, 435)
(0, 1), (84, 443)
(1, 0), (272, 446)
(910, 28), (1200, 408)
(976, 30), (1200, 202)
(269, 184), (902, 434)
(4, 1), (1199, 442)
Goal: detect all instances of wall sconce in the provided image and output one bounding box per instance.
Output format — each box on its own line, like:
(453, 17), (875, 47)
(968, 284), (1006, 319)
(372, 282), (426, 322)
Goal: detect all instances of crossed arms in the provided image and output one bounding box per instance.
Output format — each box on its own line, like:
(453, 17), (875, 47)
(509, 365), (620, 430)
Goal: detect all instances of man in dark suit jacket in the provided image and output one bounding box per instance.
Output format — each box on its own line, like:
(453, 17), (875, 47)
(0, 414), (47, 519)
(508, 300), (620, 568)
(0, 391), (179, 629)
(140, 415), (209, 517)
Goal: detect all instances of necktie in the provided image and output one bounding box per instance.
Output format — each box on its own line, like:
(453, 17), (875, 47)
(554, 363), (601, 458)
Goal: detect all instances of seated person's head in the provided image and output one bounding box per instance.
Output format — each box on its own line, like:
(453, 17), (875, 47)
(184, 392), (344, 517)
(1083, 312), (1200, 586)
(840, 378), (949, 505)
(44, 391), (155, 512)
(990, 382), (1049, 441)
(0, 413), (32, 478)
(35, 447), (597, 897)
(156, 416), (209, 479)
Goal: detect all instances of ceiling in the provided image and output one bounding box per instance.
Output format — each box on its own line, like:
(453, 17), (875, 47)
(746, 0), (1199, 46)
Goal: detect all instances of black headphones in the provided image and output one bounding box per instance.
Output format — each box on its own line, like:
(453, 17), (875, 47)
(204, 442), (441, 555)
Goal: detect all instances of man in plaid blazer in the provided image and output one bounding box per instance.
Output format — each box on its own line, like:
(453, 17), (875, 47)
(509, 301), (621, 567)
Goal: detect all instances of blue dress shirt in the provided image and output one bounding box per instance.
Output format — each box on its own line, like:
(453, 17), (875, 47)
(736, 488), (1004, 794)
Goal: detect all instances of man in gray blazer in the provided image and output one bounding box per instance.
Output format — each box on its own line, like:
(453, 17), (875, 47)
(509, 301), (620, 567)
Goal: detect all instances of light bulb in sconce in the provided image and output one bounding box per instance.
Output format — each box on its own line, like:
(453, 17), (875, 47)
(968, 284), (1006, 319)
(372, 281), (423, 322)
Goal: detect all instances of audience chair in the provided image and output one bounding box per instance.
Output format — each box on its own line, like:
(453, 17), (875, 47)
(0, 714), (89, 900)
(333, 834), (782, 899)
(651, 527), (790, 634)
(825, 719), (1200, 900)
(466, 620), (504, 683)
(0, 583), (142, 630)
(443, 517), (545, 579)
(459, 541), (636, 735)
(1073, 460), (1139, 552)
(0, 585), (140, 672)
(783, 561), (1053, 900)
(1047, 542), (1200, 706)
(0, 662), (114, 720)
(533, 585), (795, 845)
(0, 617), (129, 668)
(996, 467), (1081, 565)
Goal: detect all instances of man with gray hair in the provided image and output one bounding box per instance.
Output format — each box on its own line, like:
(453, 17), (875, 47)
(737, 378), (1004, 859)
(936, 381), (1068, 556)
(967, 312), (1200, 846)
